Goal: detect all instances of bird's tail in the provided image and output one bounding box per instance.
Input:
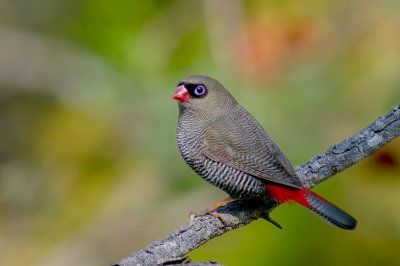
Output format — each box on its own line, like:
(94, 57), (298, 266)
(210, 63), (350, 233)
(265, 183), (357, 230)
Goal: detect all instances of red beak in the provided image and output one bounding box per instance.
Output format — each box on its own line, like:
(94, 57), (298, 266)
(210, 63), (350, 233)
(172, 85), (189, 103)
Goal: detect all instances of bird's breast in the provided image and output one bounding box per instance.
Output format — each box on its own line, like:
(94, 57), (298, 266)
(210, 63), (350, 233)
(176, 113), (266, 199)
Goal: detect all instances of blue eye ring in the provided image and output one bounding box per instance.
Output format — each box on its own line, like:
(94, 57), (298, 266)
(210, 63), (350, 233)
(193, 85), (207, 97)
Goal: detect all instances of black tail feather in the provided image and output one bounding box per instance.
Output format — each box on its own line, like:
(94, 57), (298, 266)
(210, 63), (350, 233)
(305, 190), (357, 230)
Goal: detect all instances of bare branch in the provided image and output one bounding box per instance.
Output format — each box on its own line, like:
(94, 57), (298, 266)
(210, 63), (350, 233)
(112, 104), (400, 266)
(298, 104), (400, 187)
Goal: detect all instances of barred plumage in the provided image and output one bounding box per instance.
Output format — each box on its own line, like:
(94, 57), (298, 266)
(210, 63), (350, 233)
(177, 109), (265, 199)
(173, 75), (356, 230)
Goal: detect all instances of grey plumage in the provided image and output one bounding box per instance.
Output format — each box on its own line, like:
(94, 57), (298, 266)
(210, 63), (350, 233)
(177, 103), (266, 199)
(173, 75), (357, 230)
(176, 75), (299, 197)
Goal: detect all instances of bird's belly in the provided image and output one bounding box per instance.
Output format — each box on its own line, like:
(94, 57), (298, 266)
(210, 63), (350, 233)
(177, 119), (265, 199)
(180, 147), (265, 199)
(201, 158), (266, 199)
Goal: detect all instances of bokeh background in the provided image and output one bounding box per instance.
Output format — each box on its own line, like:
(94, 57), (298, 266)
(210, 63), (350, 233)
(1, 0), (400, 265)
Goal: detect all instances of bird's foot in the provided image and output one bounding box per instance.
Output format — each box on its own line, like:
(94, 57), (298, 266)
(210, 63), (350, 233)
(188, 209), (229, 227)
(188, 197), (237, 226)
(210, 211), (229, 227)
(188, 209), (210, 220)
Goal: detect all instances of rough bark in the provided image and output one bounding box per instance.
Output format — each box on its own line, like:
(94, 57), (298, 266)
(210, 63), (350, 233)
(112, 104), (400, 266)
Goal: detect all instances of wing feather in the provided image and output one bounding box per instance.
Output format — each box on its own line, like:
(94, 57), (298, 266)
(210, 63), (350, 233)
(201, 108), (301, 188)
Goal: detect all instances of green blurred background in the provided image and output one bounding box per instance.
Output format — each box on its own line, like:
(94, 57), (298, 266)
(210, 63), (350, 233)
(0, 0), (399, 265)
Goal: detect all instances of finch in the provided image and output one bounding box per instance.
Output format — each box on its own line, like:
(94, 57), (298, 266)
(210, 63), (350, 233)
(172, 75), (356, 230)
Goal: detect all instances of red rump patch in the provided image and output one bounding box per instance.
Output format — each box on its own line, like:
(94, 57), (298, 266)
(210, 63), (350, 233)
(265, 183), (311, 208)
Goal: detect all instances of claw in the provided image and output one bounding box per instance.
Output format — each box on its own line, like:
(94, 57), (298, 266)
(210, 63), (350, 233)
(188, 197), (236, 222)
(188, 211), (196, 220)
(188, 210), (209, 220)
(210, 211), (229, 227)
(189, 210), (228, 226)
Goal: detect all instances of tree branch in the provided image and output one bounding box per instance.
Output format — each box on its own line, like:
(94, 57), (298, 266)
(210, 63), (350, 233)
(112, 104), (400, 266)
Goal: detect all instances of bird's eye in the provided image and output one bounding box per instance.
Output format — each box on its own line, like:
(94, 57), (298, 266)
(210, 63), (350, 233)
(193, 85), (207, 97)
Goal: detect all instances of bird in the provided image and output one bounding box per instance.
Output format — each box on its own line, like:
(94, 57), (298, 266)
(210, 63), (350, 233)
(172, 75), (357, 230)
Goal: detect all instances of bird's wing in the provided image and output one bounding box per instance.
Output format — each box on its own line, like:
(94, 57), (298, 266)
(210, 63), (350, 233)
(201, 111), (301, 188)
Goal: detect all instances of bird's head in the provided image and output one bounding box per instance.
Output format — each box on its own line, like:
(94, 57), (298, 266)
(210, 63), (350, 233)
(172, 75), (237, 115)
